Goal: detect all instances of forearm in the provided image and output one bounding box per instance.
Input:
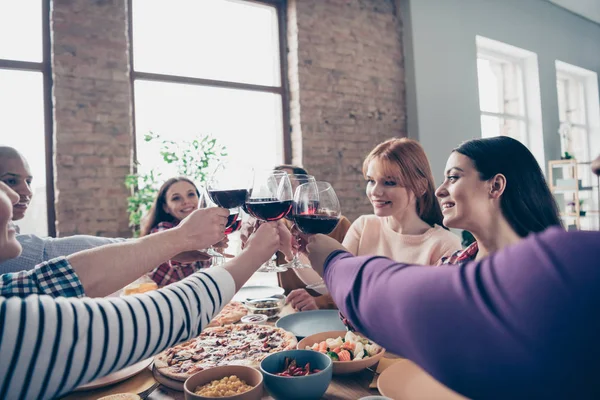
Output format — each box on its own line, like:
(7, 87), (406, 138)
(221, 247), (267, 291)
(68, 229), (186, 297)
(0, 267), (235, 400)
(323, 229), (600, 399)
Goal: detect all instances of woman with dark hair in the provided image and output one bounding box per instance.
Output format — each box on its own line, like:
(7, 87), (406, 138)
(436, 136), (562, 264)
(343, 138), (460, 265)
(141, 177), (220, 286)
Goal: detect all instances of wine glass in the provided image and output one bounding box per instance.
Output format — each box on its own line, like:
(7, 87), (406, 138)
(198, 188), (240, 266)
(206, 162), (253, 210)
(281, 174), (316, 270)
(293, 181), (341, 292)
(245, 170), (293, 272)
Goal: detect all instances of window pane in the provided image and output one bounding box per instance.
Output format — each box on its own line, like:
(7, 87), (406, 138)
(134, 80), (284, 177)
(477, 58), (502, 113)
(0, 69), (48, 236)
(557, 78), (568, 122)
(132, 0), (281, 86)
(0, 1), (42, 62)
(480, 115), (527, 146)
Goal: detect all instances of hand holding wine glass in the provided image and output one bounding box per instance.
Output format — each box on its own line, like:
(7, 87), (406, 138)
(245, 170), (293, 272)
(292, 181), (342, 291)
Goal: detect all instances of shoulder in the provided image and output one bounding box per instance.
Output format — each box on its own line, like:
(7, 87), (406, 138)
(351, 215), (380, 230)
(429, 226), (462, 247)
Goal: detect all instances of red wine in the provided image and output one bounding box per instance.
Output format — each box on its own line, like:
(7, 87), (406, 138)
(225, 219), (242, 234)
(286, 200), (319, 221)
(226, 212), (239, 228)
(246, 199), (292, 221)
(208, 189), (248, 209)
(294, 214), (339, 234)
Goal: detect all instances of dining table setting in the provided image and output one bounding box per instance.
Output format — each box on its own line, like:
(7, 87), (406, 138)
(60, 293), (467, 400)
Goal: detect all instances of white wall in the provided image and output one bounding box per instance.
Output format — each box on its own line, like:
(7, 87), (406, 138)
(399, 0), (600, 183)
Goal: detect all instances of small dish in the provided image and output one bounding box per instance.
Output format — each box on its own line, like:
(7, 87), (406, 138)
(243, 296), (285, 319)
(184, 365), (263, 400)
(260, 350), (333, 400)
(240, 314), (268, 325)
(297, 331), (386, 375)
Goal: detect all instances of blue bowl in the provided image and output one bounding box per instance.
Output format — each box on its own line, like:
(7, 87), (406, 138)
(260, 350), (333, 400)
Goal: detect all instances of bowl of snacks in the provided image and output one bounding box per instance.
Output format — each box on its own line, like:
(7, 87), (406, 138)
(243, 295), (285, 320)
(297, 330), (385, 375)
(260, 349), (333, 400)
(183, 365), (263, 400)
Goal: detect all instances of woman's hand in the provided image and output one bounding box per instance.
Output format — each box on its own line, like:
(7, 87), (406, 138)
(287, 289), (318, 311)
(239, 217), (258, 249)
(176, 208), (229, 251)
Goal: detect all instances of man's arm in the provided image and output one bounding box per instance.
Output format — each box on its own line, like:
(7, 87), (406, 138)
(320, 228), (600, 399)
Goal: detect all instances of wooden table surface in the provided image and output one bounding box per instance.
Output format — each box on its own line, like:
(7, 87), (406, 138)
(147, 304), (388, 400)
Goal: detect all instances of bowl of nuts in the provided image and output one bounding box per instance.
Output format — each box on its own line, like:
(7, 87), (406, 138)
(243, 295), (285, 320)
(183, 365), (263, 400)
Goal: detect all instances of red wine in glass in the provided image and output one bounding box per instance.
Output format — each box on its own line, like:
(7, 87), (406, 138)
(294, 214), (339, 234)
(225, 219), (242, 234)
(246, 198), (293, 221)
(208, 189), (248, 209)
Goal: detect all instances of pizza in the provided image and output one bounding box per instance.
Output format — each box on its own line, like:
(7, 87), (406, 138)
(206, 301), (248, 327)
(154, 324), (298, 381)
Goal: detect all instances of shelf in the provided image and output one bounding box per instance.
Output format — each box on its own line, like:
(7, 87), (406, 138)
(551, 186), (597, 193)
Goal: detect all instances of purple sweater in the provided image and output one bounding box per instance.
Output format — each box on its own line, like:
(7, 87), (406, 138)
(324, 227), (600, 399)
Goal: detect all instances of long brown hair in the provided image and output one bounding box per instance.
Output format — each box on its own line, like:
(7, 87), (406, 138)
(140, 177), (199, 237)
(363, 138), (444, 227)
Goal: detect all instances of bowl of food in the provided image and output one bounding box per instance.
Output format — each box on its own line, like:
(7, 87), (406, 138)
(297, 330), (385, 375)
(183, 365), (263, 400)
(243, 295), (285, 320)
(260, 349), (333, 400)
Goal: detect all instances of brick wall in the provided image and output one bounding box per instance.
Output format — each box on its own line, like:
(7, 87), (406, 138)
(47, 0), (405, 236)
(288, 0), (406, 222)
(52, 0), (133, 237)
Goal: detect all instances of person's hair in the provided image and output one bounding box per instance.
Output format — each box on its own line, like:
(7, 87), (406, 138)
(273, 164), (309, 175)
(140, 177), (199, 237)
(362, 138), (444, 227)
(453, 136), (562, 237)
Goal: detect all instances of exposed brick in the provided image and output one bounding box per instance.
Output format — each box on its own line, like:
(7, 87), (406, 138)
(288, 0), (406, 221)
(52, 0), (133, 238)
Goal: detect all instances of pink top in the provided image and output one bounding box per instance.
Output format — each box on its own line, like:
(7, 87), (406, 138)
(342, 215), (461, 265)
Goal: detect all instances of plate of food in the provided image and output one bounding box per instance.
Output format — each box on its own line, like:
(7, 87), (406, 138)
(275, 310), (346, 339)
(153, 324), (298, 389)
(377, 359), (469, 400)
(297, 330), (385, 374)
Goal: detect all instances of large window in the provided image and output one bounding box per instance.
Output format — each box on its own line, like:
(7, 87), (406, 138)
(130, 0), (289, 178)
(0, 0), (53, 236)
(476, 36), (545, 167)
(556, 61), (599, 164)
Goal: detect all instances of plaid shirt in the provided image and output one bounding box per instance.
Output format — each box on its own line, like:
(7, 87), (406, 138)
(147, 221), (209, 287)
(0, 256), (85, 298)
(440, 241), (479, 265)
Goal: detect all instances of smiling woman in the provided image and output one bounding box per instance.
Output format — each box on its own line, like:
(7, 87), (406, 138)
(436, 136), (562, 264)
(342, 138), (461, 265)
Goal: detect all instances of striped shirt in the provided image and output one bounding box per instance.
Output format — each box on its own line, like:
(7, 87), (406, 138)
(0, 266), (235, 400)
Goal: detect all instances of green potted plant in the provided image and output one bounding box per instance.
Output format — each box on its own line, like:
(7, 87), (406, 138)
(125, 132), (226, 236)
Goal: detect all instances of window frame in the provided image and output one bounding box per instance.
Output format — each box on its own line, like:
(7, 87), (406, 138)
(127, 0), (291, 169)
(0, 0), (55, 236)
(477, 48), (530, 146)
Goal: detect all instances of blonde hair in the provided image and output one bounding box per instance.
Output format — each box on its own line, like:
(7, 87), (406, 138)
(363, 138), (443, 227)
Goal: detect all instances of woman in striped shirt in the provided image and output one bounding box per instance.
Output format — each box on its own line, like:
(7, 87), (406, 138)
(0, 182), (290, 400)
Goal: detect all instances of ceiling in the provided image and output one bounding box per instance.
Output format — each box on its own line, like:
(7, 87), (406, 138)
(546, 0), (600, 25)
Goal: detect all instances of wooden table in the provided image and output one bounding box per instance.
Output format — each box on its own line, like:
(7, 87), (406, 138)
(148, 304), (387, 400)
